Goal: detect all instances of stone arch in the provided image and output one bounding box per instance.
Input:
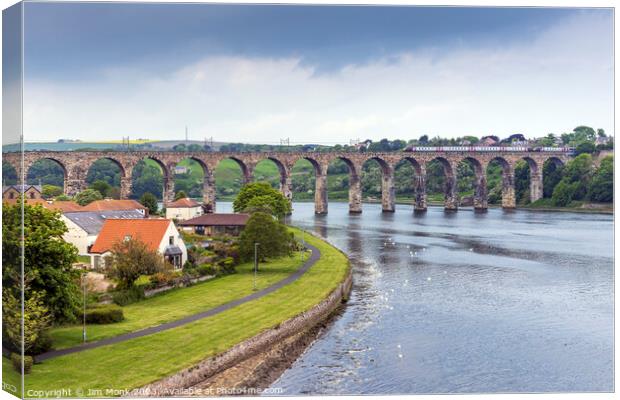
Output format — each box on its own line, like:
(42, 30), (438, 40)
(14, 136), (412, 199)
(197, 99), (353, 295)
(226, 157), (252, 184)
(255, 156), (291, 202)
(541, 156), (565, 199)
(289, 156), (322, 213)
(361, 156), (395, 212)
(26, 157), (69, 194)
(458, 156), (487, 210)
(171, 156), (213, 209)
(399, 156), (427, 211)
(427, 156), (457, 210)
(130, 156), (169, 202)
(337, 156), (364, 213)
(84, 157), (127, 199)
(486, 156), (515, 209)
(519, 157), (542, 203)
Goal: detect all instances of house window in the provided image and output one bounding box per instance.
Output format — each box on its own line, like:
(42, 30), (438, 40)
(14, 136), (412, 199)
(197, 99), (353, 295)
(29, 191), (35, 199)
(8, 192), (14, 199)
(169, 236), (174, 245)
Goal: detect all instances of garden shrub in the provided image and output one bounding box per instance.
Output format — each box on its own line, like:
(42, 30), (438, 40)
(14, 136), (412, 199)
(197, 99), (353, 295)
(11, 353), (33, 374)
(27, 330), (54, 356)
(85, 304), (125, 324)
(112, 285), (145, 306)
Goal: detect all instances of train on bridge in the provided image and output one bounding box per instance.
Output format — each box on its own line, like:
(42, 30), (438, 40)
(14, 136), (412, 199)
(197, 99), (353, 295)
(403, 146), (575, 154)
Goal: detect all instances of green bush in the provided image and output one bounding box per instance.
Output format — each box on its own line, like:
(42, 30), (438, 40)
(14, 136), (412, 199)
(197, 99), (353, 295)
(197, 264), (216, 276)
(11, 353), (33, 374)
(28, 330), (54, 356)
(112, 285), (145, 306)
(85, 304), (125, 324)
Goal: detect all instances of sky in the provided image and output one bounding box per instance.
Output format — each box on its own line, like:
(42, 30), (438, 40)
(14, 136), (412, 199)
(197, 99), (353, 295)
(14, 3), (614, 144)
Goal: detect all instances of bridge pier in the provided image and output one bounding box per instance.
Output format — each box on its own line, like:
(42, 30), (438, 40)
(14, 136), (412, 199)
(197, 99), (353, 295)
(120, 177), (132, 200)
(414, 175), (427, 211)
(530, 171), (543, 203)
(349, 173), (362, 214)
(473, 175), (488, 210)
(381, 167), (395, 212)
(203, 171), (216, 213)
(315, 172), (328, 215)
(444, 175), (458, 211)
(163, 175), (175, 206)
(65, 178), (86, 197)
(280, 172), (293, 211)
(501, 170), (516, 209)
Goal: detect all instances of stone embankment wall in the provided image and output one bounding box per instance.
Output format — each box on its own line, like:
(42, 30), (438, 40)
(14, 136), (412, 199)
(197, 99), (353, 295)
(131, 263), (353, 396)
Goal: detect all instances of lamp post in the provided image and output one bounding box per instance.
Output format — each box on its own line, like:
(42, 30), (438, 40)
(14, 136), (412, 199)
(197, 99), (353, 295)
(253, 242), (259, 291)
(82, 272), (87, 343)
(300, 228), (305, 262)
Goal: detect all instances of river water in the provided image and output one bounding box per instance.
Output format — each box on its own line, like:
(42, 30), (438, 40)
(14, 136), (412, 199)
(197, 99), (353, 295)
(221, 201), (614, 394)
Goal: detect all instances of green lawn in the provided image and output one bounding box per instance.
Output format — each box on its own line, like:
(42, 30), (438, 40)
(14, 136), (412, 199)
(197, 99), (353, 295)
(50, 250), (309, 349)
(20, 228), (349, 395)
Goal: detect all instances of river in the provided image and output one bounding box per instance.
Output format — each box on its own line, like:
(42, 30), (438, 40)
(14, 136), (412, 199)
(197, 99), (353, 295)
(219, 201), (614, 394)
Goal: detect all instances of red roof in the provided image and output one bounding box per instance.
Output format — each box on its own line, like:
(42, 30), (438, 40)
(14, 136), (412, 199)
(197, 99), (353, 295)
(82, 199), (146, 212)
(178, 213), (250, 227)
(3, 198), (83, 212)
(167, 198), (201, 208)
(90, 219), (172, 254)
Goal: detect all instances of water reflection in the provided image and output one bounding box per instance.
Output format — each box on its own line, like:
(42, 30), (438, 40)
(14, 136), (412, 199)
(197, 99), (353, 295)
(268, 202), (613, 394)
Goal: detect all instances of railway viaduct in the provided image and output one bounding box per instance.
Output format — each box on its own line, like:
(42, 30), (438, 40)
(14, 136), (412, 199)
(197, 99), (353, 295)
(3, 150), (570, 214)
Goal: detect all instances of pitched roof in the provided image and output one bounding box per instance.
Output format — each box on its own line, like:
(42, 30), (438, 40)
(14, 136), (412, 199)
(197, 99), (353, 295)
(178, 213), (250, 227)
(90, 219), (173, 254)
(167, 198), (201, 208)
(82, 199), (146, 212)
(2, 198), (83, 212)
(64, 210), (146, 235)
(3, 185), (42, 194)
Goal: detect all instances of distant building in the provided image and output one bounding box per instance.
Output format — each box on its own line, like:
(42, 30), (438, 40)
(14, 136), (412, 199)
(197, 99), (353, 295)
(81, 199), (148, 216)
(62, 210), (146, 255)
(480, 136), (499, 146)
(3, 185), (42, 201)
(174, 166), (189, 174)
(178, 213), (250, 236)
(165, 198), (203, 220)
(89, 219), (187, 270)
(596, 136), (611, 146)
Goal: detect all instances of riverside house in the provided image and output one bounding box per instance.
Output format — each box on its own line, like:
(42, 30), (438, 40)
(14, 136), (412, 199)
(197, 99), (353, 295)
(178, 213), (250, 236)
(165, 197), (204, 221)
(89, 218), (187, 270)
(61, 210), (146, 256)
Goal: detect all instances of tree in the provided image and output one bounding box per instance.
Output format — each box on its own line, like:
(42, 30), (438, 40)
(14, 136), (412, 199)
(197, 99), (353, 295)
(238, 212), (292, 262)
(42, 184), (63, 199)
(233, 182), (291, 219)
(106, 238), (169, 289)
(3, 289), (51, 355)
(131, 160), (164, 200)
(140, 192), (158, 214)
(575, 141), (596, 155)
(3, 202), (80, 322)
(588, 156), (613, 202)
(551, 180), (578, 206)
(418, 135), (429, 144)
(90, 180), (112, 197)
(174, 190), (187, 200)
(75, 188), (103, 205)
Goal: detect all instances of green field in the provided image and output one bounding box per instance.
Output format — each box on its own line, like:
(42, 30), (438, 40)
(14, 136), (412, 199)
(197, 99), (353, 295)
(50, 251), (309, 349)
(5, 228), (349, 396)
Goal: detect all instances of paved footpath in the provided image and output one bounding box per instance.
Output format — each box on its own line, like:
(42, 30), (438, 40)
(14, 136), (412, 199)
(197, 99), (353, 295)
(36, 243), (320, 362)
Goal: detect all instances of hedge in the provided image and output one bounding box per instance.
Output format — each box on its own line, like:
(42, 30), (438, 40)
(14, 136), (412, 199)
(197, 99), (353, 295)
(85, 304), (125, 324)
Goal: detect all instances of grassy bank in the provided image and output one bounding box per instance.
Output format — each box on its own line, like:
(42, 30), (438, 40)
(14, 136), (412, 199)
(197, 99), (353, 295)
(13, 228), (349, 396)
(50, 251), (309, 349)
